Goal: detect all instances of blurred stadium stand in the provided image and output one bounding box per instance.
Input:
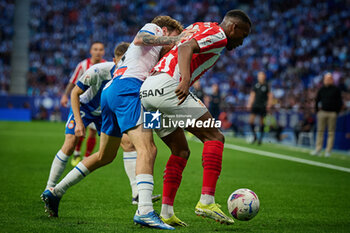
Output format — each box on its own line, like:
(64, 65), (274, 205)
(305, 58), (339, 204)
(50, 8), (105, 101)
(0, 0), (349, 149)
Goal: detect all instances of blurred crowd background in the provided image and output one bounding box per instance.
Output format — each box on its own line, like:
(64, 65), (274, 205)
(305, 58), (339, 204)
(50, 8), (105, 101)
(1, 0), (349, 119)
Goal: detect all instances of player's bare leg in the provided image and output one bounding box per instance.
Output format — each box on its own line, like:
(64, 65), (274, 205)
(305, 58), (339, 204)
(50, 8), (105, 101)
(42, 133), (121, 217)
(126, 125), (158, 215)
(81, 133), (120, 171)
(53, 133), (120, 198)
(121, 134), (161, 205)
(45, 134), (79, 190)
(186, 111), (234, 224)
(126, 125), (174, 229)
(159, 127), (190, 226)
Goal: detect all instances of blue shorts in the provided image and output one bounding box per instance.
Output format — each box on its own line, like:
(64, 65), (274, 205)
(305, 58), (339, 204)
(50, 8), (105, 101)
(101, 77), (144, 137)
(65, 106), (102, 135)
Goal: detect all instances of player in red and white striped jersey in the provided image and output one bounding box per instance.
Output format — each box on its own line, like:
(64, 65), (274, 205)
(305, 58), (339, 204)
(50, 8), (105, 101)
(153, 21), (227, 86)
(60, 42), (106, 107)
(60, 42), (106, 166)
(141, 10), (251, 226)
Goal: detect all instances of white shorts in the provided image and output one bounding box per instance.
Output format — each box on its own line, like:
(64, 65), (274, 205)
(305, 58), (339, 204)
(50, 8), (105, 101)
(87, 122), (97, 130)
(141, 73), (208, 137)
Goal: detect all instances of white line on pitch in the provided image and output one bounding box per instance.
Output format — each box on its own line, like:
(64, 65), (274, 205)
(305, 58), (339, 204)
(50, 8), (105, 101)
(190, 139), (350, 173)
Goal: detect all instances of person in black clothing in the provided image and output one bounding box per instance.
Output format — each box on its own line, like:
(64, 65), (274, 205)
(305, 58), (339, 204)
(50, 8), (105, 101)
(247, 71), (273, 144)
(311, 73), (343, 157)
(209, 83), (221, 120)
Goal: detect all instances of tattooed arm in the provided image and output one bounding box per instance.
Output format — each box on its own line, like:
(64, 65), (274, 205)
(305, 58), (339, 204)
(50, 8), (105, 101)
(133, 29), (195, 46)
(133, 32), (181, 46)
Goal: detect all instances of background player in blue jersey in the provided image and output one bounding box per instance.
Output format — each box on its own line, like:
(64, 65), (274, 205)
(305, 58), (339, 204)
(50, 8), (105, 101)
(42, 42), (132, 200)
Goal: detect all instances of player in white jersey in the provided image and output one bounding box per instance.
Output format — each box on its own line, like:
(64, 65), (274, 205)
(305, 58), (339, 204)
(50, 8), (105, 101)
(141, 10), (251, 226)
(41, 16), (191, 230)
(60, 42), (106, 166)
(41, 42), (129, 205)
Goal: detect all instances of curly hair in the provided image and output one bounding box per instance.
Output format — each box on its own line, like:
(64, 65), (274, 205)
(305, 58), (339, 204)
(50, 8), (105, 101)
(151, 16), (183, 34)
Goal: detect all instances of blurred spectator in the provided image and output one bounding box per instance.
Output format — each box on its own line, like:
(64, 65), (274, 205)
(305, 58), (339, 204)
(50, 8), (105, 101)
(0, 0), (348, 118)
(218, 111), (232, 131)
(36, 105), (48, 120)
(0, 0), (14, 94)
(49, 106), (62, 122)
(192, 81), (204, 101)
(209, 83), (221, 120)
(311, 73), (343, 157)
(294, 112), (315, 145)
(264, 113), (283, 142)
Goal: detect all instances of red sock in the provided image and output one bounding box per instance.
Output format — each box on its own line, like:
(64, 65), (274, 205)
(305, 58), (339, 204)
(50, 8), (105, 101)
(201, 140), (223, 196)
(84, 137), (96, 157)
(75, 137), (84, 152)
(162, 155), (188, 206)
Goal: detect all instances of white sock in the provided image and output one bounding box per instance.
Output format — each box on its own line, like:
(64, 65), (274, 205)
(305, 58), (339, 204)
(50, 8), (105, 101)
(200, 194), (215, 205)
(73, 150), (81, 156)
(123, 151), (138, 197)
(54, 162), (90, 197)
(136, 174), (154, 215)
(161, 204), (174, 219)
(46, 150), (69, 189)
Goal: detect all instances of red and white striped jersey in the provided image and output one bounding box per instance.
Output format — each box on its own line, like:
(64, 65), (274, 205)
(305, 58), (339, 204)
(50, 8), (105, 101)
(69, 58), (106, 84)
(152, 22), (227, 86)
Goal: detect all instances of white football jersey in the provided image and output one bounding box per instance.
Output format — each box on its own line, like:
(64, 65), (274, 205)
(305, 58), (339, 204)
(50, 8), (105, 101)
(114, 23), (164, 81)
(76, 62), (116, 115)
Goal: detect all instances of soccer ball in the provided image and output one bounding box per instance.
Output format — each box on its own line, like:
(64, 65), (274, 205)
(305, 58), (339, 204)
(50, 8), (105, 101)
(227, 188), (260, 221)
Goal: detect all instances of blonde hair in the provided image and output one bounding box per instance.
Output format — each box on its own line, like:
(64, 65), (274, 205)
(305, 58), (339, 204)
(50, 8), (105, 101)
(151, 16), (183, 34)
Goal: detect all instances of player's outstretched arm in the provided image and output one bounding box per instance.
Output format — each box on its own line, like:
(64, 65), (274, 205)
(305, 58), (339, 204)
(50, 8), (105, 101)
(134, 30), (191, 46)
(175, 38), (200, 105)
(60, 82), (75, 107)
(71, 86), (85, 137)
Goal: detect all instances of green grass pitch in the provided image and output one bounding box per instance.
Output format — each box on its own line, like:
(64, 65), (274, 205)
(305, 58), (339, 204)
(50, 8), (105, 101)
(0, 121), (349, 232)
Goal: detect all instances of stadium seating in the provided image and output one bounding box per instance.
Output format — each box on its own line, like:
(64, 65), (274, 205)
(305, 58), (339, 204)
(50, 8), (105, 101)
(1, 0), (349, 115)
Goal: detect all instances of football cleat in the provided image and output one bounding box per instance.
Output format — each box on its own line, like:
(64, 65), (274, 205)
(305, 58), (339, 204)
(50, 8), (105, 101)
(132, 194), (161, 205)
(161, 214), (188, 227)
(70, 154), (81, 167)
(41, 188), (61, 217)
(134, 210), (175, 230)
(195, 201), (234, 225)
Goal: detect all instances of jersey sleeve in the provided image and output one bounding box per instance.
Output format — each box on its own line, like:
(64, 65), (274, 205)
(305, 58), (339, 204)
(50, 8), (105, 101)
(76, 66), (99, 91)
(138, 23), (163, 37)
(69, 61), (84, 84)
(192, 26), (227, 53)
